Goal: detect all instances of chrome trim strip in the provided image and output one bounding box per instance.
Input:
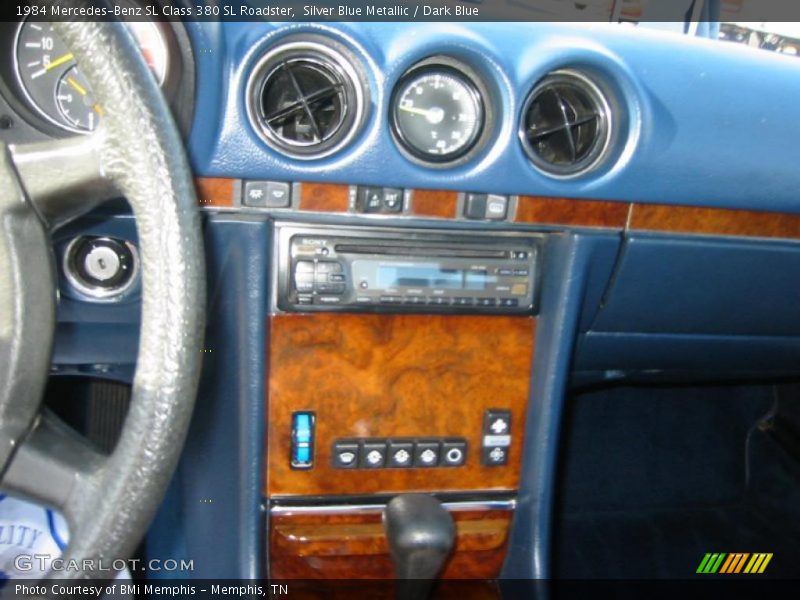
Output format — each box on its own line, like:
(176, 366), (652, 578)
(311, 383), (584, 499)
(269, 498), (517, 516)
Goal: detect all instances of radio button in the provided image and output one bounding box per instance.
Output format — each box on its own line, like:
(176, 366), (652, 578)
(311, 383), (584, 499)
(380, 295), (402, 304)
(317, 283), (346, 294)
(477, 298), (497, 307)
(316, 261), (344, 274)
(427, 297), (452, 306)
(511, 283), (528, 296)
(295, 260), (315, 274)
(453, 297), (474, 306)
(499, 298), (519, 308)
(513, 251), (529, 260)
(404, 296), (426, 305)
(295, 278), (314, 293)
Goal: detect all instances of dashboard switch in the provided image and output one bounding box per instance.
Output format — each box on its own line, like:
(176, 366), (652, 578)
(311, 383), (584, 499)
(388, 440), (414, 468)
(464, 193), (487, 219)
(485, 194), (508, 220)
(383, 188), (404, 212)
(361, 440), (388, 468)
(484, 410), (511, 435)
(442, 439), (467, 467)
(357, 186), (384, 212)
(414, 440), (441, 467)
(243, 180), (292, 208)
(333, 440), (359, 469)
(291, 412), (315, 470)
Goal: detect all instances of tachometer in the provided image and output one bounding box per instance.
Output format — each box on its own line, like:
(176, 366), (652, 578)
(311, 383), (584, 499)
(14, 20), (169, 133)
(391, 65), (484, 163)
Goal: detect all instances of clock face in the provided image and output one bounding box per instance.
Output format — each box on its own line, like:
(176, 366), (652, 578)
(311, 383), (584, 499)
(391, 66), (484, 163)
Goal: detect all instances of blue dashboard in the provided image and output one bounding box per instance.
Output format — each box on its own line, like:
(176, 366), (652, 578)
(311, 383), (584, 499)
(187, 21), (800, 213)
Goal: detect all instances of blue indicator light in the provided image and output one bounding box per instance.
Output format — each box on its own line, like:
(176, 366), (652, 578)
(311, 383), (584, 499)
(291, 412), (315, 469)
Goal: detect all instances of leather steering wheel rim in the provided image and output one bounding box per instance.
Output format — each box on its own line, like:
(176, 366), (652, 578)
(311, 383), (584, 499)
(0, 17), (205, 578)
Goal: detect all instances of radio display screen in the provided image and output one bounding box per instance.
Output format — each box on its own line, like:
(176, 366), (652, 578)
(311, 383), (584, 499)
(377, 265), (494, 290)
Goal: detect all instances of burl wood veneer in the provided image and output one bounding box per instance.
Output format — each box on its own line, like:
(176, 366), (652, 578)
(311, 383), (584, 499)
(270, 508), (512, 580)
(299, 182), (351, 213)
(516, 195), (630, 228)
(629, 203), (800, 240)
(266, 314), (535, 497)
(195, 177), (235, 208)
(410, 189), (459, 219)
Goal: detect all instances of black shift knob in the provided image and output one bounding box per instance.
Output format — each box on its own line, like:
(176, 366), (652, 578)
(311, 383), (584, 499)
(383, 494), (456, 597)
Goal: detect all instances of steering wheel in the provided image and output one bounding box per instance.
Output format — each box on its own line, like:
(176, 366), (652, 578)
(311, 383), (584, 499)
(0, 18), (204, 578)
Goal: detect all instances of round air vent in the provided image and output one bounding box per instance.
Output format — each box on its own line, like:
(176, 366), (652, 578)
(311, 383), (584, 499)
(519, 70), (612, 178)
(246, 39), (366, 159)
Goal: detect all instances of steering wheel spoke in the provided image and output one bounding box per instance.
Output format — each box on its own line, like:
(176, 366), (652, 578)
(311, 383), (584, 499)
(0, 411), (104, 520)
(10, 133), (117, 230)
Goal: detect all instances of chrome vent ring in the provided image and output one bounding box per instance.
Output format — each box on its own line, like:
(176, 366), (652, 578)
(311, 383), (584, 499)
(519, 70), (612, 178)
(246, 38), (366, 159)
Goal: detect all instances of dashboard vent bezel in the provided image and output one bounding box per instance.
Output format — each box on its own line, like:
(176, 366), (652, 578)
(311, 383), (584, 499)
(246, 38), (367, 160)
(519, 69), (612, 179)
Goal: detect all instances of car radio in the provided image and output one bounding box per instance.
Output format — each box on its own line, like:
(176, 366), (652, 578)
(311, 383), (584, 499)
(275, 224), (540, 314)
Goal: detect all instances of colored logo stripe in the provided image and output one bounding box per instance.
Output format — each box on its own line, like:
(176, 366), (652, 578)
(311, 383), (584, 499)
(697, 553), (726, 573)
(697, 552), (773, 574)
(744, 553), (773, 574)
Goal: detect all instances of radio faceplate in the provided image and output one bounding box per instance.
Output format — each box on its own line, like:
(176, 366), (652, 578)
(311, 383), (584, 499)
(275, 224), (540, 314)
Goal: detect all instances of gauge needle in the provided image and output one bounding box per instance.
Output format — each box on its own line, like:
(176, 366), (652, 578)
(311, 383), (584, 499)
(45, 52), (75, 72)
(399, 104), (445, 124)
(65, 77), (103, 115)
(66, 77), (87, 96)
(399, 105), (432, 117)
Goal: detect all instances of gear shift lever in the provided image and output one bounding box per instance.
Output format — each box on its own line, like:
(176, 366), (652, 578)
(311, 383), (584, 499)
(383, 494), (456, 599)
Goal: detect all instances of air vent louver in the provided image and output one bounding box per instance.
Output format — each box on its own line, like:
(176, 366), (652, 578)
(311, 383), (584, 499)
(520, 71), (611, 177)
(247, 39), (365, 159)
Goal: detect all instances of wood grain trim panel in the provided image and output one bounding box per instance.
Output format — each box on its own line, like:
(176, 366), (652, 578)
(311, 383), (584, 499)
(629, 203), (800, 240)
(299, 182), (351, 213)
(195, 177), (235, 208)
(410, 189), (459, 219)
(270, 508), (511, 579)
(267, 314), (535, 497)
(515, 196), (630, 228)
(194, 178), (800, 241)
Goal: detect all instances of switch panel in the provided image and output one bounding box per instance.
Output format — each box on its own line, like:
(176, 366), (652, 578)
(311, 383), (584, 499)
(482, 409), (512, 467)
(291, 412), (315, 470)
(355, 186), (406, 214)
(332, 438), (468, 469)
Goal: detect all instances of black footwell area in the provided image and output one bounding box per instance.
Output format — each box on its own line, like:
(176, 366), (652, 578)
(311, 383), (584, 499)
(554, 382), (800, 579)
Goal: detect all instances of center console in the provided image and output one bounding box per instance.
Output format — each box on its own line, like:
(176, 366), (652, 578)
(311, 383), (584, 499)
(266, 223), (540, 585)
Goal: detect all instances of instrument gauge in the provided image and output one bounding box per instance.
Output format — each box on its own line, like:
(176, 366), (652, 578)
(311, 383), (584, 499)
(14, 19), (169, 134)
(56, 66), (101, 132)
(391, 65), (485, 163)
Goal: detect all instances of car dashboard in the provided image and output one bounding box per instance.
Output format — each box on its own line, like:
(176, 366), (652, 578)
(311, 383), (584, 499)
(3, 6), (800, 586)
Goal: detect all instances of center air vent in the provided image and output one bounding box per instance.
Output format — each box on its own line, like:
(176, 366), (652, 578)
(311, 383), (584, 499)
(246, 39), (366, 159)
(519, 70), (612, 178)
